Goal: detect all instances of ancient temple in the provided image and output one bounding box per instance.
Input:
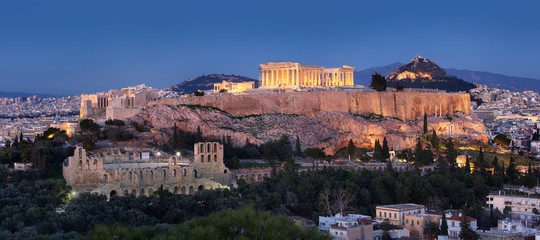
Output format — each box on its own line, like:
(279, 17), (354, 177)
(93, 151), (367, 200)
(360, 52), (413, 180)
(259, 62), (354, 88)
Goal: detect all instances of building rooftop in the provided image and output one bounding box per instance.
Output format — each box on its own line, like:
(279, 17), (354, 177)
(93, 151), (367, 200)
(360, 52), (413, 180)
(446, 215), (477, 222)
(376, 203), (424, 211)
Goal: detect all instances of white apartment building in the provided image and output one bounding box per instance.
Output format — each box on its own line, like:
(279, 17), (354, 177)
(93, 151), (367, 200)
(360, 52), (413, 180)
(486, 193), (540, 224)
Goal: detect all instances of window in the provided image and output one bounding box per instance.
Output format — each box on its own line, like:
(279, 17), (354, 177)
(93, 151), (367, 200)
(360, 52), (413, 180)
(321, 223), (326, 226)
(394, 213), (396, 219)
(452, 222), (455, 227)
(406, 219), (409, 224)
(384, 212), (387, 218)
(201, 155), (204, 163)
(93, 160), (97, 170)
(417, 220), (419, 225)
(85, 160), (89, 170)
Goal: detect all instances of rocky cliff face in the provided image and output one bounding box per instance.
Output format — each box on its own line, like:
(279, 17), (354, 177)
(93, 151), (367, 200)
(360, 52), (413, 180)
(133, 104), (487, 155)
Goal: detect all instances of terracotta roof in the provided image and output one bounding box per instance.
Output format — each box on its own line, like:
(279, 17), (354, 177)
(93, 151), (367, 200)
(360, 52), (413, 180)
(426, 210), (443, 215)
(358, 218), (375, 224)
(446, 215), (477, 222)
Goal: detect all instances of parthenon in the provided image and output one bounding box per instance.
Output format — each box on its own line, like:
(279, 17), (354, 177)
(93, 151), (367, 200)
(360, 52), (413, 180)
(259, 62), (354, 88)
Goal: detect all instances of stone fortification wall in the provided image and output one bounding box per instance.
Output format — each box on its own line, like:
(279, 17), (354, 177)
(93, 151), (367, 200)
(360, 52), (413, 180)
(150, 91), (470, 121)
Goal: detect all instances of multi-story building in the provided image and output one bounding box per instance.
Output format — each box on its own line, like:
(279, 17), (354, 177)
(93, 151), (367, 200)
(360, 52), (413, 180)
(477, 219), (537, 240)
(445, 213), (477, 240)
(403, 211), (443, 238)
(486, 193), (540, 224)
(319, 213), (373, 240)
(375, 203), (425, 226)
(63, 142), (230, 198)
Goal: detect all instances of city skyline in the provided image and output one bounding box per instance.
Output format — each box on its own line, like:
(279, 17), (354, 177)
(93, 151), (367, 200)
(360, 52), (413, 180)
(1, 0), (539, 95)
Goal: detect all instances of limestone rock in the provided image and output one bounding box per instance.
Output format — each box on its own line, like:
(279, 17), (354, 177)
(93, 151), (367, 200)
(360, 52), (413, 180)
(132, 104), (487, 155)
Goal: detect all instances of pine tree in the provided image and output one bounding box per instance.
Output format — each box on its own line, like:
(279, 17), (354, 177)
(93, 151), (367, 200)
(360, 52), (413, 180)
(295, 136), (302, 157)
(500, 162), (505, 176)
(347, 139), (355, 159)
(423, 113), (428, 134)
(465, 156), (471, 173)
(459, 218), (480, 240)
(386, 159), (393, 172)
(507, 157), (517, 178)
(431, 129), (440, 159)
(440, 213), (448, 236)
(370, 72), (387, 92)
(194, 126), (203, 143)
(382, 137), (390, 160)
(477, 147), (486, 174)
(492, 156), (499, 174)
(446, 138), (457, 170)
(528, 162), (532, 175)
(373, 139), (383, 160)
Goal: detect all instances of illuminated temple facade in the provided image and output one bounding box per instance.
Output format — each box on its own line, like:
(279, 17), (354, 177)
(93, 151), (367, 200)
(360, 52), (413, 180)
(259, 62), (354, 88)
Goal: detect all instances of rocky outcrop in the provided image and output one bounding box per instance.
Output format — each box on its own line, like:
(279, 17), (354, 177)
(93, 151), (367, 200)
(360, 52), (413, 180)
(133, 104), (487, 155)
(387, 56), (476, 92)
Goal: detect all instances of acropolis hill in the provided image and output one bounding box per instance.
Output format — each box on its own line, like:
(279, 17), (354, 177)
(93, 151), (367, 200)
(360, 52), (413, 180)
(151, 90), (470, 121)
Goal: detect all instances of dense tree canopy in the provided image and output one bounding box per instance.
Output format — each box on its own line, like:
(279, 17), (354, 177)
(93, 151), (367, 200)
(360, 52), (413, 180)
(370, 72), (387, 92)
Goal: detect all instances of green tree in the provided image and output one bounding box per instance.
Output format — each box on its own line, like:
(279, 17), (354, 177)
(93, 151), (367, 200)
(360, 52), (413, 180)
(476, 147), (486, 174)
(373, 139), (383, 160)
(381, 219), (392, 240)
(459, 218), (480, 240)
(440, 213), (448, 236)
(229, 156), (239, 169)
(431, 129), (439, 159)
(370, 72), (387, 92)
(382, 137), (390, 160)
(465, 156), (471, 173)
(506, 157), (517, 179)
(79, 119), (100, 133)
(446, 138), (457, 170)
(295, 136), (302, 157)
(492, 156), (499, 174)
(194, 126), (203, 143)
(347, 139), (355, 159)
(493, 134), (511, 148)
(423, 113), (428, 134)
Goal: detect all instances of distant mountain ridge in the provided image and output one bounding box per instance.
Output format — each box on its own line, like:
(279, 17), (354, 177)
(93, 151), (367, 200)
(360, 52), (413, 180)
(168, 74), (258, 94)
(355, 60), (540, 93)
(0, 91), (62, 98)
(445, 69), (540, 93)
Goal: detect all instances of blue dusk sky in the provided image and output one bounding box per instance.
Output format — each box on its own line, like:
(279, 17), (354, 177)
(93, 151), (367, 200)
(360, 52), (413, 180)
(0, 0), (539, 95)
